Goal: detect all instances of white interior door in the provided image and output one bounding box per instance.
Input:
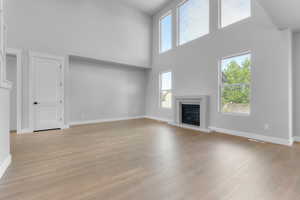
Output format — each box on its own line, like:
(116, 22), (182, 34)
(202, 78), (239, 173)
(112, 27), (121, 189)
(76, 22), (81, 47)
(31, 54), (64, 131)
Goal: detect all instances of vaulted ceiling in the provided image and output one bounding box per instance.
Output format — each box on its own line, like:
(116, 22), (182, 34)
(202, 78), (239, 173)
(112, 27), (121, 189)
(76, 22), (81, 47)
(118, 0), (300, 31)
(253, 0), (300, 31)
(116, 0), (173, 15)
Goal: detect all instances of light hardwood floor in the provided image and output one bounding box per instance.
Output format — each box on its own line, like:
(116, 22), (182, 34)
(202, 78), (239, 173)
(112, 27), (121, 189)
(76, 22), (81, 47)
(0, 119), (300, 200)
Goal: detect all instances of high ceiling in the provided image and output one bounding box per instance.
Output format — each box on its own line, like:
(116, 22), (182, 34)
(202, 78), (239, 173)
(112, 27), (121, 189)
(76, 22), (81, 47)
(116, 0), (300, 31)
(257, 0), (300, 31)
(117, 0), (173, 15)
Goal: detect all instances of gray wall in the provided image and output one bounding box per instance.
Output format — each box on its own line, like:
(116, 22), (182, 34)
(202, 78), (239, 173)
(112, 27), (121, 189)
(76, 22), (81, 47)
(5, 0), (151, 67)
(6, 55), (17, 131)
(0, 88), (10, 170)
(70, 57), (147, 123)
(146, 0), (292, 140)
(293, 32), (300, 137)
(5, 0), (153, 130)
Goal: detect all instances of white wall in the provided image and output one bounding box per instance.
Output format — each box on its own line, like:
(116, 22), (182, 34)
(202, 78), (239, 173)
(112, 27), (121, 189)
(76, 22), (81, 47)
(0, 87), (11, 177)
(6, 55), (17, 131)
(146, 0), (292, 140)
(5, 0), (151, 67)
(70, 57), (147, 123)
(293, 32), (300, 137)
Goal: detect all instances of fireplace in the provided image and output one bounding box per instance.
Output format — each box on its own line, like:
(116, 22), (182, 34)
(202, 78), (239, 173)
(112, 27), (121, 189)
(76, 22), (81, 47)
(171, 95), (210, 132)
(181, 104), (200, 126)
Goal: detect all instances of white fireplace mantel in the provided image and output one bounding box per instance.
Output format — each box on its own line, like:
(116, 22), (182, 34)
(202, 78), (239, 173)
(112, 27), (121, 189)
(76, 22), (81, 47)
(169, 95), (211, 133)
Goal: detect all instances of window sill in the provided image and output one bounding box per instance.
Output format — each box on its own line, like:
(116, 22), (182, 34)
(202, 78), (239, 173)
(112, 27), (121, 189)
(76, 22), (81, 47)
(219, 112), (250, 117)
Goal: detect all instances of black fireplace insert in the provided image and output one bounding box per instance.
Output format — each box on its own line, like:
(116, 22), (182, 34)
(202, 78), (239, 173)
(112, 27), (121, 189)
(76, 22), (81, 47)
(181, 104), (200, 126)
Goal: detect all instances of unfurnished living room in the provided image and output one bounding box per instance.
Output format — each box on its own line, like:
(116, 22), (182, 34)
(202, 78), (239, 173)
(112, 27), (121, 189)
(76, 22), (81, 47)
(0, 0), (300, 199)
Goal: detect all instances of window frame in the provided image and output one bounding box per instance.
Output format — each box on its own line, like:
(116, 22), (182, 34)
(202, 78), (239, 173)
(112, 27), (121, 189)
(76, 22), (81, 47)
(159, 70), (173, 109)
(218, 0), (252, 29)
(177, 0), (210, 46)
(218, 51), (252, 116)
(159, 11), (173, 54)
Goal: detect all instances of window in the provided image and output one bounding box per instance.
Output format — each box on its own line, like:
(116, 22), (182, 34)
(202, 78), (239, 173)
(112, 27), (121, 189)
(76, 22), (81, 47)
(220, 0), (251, 28)
(160, 71), (172, 109)
(178, 0), (209, 46)
(219, 53), (251, 114)
(159, 12), (172, 53)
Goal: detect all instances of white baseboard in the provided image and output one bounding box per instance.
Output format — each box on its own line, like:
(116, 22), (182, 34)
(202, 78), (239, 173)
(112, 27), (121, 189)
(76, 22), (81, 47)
(18, 129), (33, 134)
(69, 116), (145, 126)
(169, 122), (211, 133)
(294, 136), (300, 142)
(0, 154), (12, 179)
(144, 116), (171, 123)
(209, 127), (292, 146)
(61, 125), (70, 130)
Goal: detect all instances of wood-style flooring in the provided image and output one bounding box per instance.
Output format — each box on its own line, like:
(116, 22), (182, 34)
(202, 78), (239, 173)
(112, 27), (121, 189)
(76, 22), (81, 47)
(0, 119), (300, 200)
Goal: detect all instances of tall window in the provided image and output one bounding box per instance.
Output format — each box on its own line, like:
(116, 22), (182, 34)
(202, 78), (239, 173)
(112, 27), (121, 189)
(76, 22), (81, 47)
(178, 0), (209, 46)
(220, 0), (251, 28)
(219, 53), (251, 114)
(160, 71), (172, 109)
(159, 12), (172, 53)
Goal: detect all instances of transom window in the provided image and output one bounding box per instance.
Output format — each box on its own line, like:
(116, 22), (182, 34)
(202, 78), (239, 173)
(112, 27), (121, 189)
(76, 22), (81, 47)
(219, 53), (251, 115)
(178, 0), (209, 45)
(159, 71), (172, 109)
(220, 0), (251, 28)
(159, 12), (172, 53)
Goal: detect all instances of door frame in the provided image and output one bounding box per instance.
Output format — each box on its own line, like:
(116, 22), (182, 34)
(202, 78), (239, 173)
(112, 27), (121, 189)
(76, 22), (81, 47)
(29, 51), (65, 131)
(6, 48), (22, 134)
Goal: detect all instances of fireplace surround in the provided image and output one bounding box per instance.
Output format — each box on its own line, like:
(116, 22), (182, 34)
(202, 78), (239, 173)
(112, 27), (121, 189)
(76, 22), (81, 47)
(170, 95), (210, 133)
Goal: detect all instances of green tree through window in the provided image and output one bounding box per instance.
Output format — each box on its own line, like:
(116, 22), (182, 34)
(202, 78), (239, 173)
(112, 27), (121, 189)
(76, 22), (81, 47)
(221, 54), (251, 114)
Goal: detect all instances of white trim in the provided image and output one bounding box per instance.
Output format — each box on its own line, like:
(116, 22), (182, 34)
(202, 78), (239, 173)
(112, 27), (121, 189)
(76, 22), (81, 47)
(144, 115), (211, 133)
(159, 70), (173, 109)
(6, 48), (23, 134)
(218, 0), (252, 29)
(287, 30), (293, 144)
(19, 128), (34, 134)
(173, 95), (209, 131)
(218, 51), (252, 116)
(169, 122), (212, 133)
(294, 136), (300, 143)
(159, 10), (173, 54)
(144, 115), (171, 123)
(0, 154), (11, 179)
(29, 51), (66, 131)
(209, 126), (292, 146)
(176, 0), (210, 47)
(69, 116), (145, 126)
(61, 125), (70, 130)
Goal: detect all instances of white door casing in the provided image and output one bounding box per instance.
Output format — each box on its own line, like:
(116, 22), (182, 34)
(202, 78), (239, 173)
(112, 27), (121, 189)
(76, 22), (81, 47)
(29, 52), (65, 131)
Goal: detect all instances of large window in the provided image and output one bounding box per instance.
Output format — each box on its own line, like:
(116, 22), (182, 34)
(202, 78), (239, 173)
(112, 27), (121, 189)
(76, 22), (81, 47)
(178, 0), (209, 46)
(160, 71), (172, 109)
(220, 0), (251, 28)
(219, 53), (251, 114)
(159, 12), (172, 53)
